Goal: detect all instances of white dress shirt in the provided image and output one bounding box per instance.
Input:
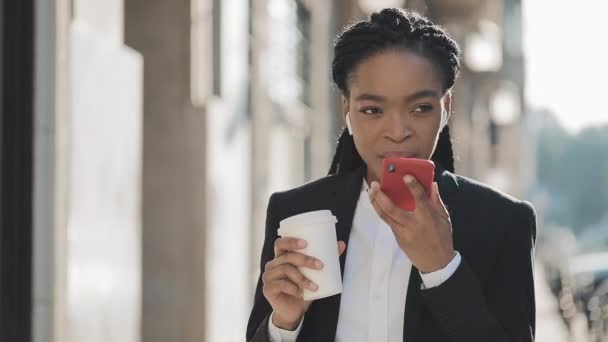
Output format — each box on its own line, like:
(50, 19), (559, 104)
(268, 178), (461, 342)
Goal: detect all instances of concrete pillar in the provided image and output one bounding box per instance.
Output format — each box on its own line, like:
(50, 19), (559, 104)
(34, 0), (143, 341)
(124, 1), (208, 341)
(66, 0), (143, 341)
(308, 1), (338, 179)
(32, 0), (70, 341)
(203, 0), (251, 340)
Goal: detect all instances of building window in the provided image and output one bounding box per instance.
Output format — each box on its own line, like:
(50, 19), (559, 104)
(265, 0), (310, 107)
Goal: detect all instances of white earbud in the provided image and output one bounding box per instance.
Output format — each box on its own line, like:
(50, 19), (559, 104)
(346, 112), (353, 135)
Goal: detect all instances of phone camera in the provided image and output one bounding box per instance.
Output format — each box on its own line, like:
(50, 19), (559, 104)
(388, 164), (396, 173)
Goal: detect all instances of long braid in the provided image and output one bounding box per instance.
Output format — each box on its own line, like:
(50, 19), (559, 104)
(327, 131), (345, 175)
(328, 128), (365, 175)
(328, 8), (461, 176)
(431, 125), (455, 173)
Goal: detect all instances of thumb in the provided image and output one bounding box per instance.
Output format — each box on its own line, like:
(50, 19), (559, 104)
(337, 241), (347, 256)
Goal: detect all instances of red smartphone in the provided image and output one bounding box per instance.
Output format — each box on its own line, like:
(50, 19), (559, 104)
(380, 157), (435, 212)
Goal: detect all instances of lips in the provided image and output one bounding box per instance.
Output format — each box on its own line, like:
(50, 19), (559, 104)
(381, 151), (417, 158)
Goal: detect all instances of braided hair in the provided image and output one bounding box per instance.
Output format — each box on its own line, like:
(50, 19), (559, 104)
(328, 8), (461, 175)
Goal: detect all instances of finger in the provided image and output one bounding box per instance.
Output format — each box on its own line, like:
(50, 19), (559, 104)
(274, 237), (307, 257)
(403, 174), (430, 204)
(370, 182), (412, 225)
(367, 181), (377, 204)
(264, 263), (318, 291)
(337, 241), (347, 256)
(371, 197), (405, 229)
(370, 197), (414, 242)
(266, 251), (323, 272)
(267, 279), (303, 298)
(430, 182), (450, 220)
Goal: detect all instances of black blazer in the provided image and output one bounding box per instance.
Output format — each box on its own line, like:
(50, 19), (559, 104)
(247, 164), (536, 342)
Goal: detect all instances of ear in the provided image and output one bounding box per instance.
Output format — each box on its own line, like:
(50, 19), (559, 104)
(442, 91), (452, 123)
(341, 95), (349, 120)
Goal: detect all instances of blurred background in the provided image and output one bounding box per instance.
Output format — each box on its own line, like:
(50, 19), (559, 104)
(1, 0), (607, 341)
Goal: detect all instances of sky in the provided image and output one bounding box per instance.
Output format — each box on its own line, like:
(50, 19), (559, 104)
(523, 0), (608, 134)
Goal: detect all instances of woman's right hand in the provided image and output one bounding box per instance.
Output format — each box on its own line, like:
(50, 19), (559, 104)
(262, 237), (346, 330)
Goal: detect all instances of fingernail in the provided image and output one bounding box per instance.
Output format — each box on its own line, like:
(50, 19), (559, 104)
(297, 240), (307, 248)
(315, 260), (324, 269)
(404, 175), (414, 183)
(309, 281), (318, 291)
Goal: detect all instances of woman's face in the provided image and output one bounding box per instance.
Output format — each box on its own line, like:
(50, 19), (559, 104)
(342, 49), (451, 183)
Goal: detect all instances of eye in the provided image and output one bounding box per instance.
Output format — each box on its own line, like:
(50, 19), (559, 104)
(412, 104), (434, 113)
(360, 107), (382, 115)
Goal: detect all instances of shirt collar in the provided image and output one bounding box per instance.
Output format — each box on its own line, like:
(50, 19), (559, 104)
(359, 178), (373, 208)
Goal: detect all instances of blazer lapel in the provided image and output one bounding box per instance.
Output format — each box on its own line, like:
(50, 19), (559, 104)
(402, 164), (460, 341)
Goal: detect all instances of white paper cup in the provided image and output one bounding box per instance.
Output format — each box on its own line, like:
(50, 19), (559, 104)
(278, 210), (342, 301)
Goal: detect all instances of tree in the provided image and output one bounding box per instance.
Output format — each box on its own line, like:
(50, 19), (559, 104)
(536, 111), (608, 232)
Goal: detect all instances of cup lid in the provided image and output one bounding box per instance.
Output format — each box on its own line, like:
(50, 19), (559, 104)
(278, 210), (337, 233)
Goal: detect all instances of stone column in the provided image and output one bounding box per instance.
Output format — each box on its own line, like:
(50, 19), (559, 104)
(65, 0), (143, 341)
(202, 0), (251, 340)
(124, 0), (208, 341)
(32, 0), (71, 341)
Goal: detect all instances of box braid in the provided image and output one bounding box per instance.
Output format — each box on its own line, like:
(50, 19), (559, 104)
(328, 8), (461, 176)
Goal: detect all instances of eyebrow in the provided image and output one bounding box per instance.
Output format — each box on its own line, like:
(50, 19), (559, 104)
(405, 89), (441, 102)
(354, 89), (440, 103)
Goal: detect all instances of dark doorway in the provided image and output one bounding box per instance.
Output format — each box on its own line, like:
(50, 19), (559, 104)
(0, 0), (35, 341)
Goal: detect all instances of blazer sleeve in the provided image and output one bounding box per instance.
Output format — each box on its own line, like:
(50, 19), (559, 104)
(420, 200), (537, 342)
(247, 193), (281, 342)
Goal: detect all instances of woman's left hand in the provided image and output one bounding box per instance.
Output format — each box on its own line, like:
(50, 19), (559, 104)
(368, 175), (455, 274)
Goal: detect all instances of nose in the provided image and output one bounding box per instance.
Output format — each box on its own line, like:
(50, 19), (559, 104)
(384, 111), (412, 142)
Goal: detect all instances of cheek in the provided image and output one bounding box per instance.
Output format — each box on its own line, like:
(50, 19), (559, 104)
(352, 124), (380, 155)
(352, 128), (383, 171)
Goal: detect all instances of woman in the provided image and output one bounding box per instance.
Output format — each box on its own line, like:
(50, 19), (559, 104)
(247, 8), (536, 342)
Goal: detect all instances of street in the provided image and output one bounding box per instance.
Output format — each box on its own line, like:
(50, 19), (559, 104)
(536, 264), (592, 342)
